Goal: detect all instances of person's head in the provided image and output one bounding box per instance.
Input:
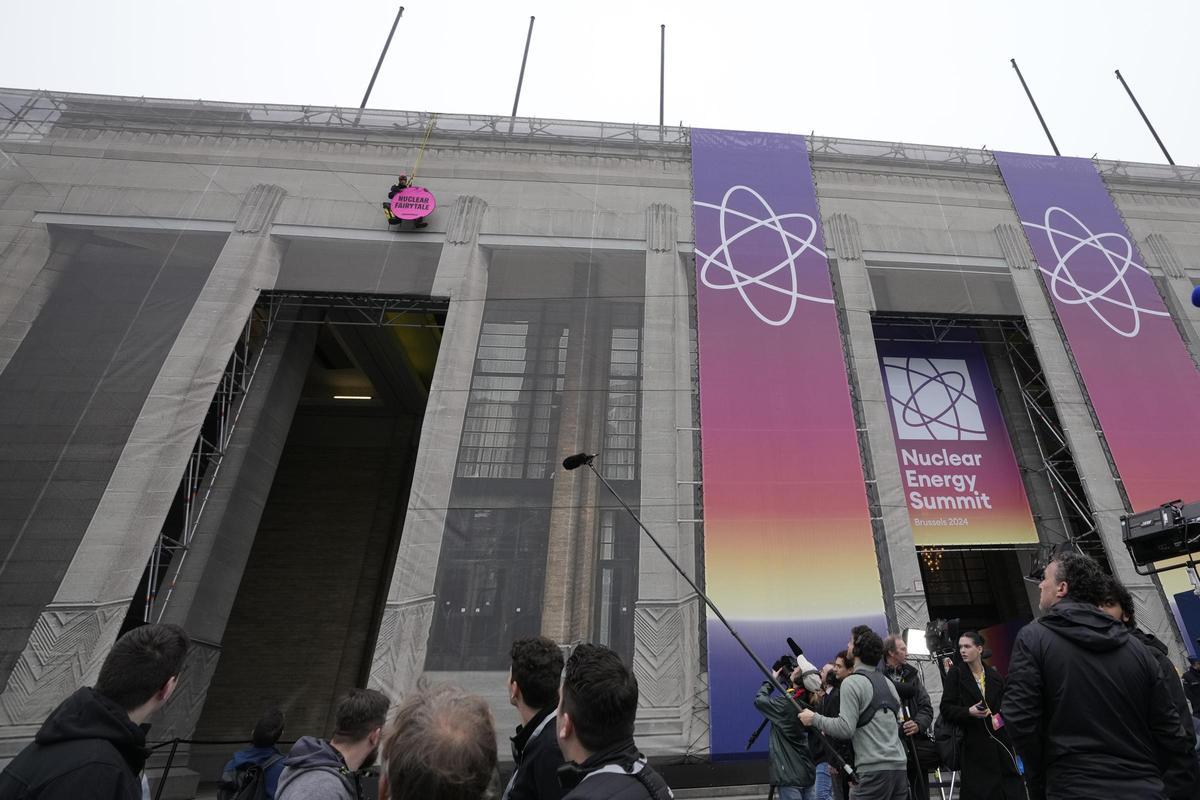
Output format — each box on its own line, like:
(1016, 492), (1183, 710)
(95, 623), (190, 723)
(883, 634), (908, 667)
(1097, 574), (1136, 628)
(849, 628), (884, 668)
(1190, 657), (1200, 673)
(1039, 551), (1107, 611)
(958, 631), (985, 665)
(251, 706), (285, 748)
(557, 643), (638, 763)
(833, 651), (851, 681)
(379, 684), (496, 800)
(847, 625), (872, 664)
(508, 637), (563, 717)
(331, 689), (390, 770)
(819, 663), (834, 687)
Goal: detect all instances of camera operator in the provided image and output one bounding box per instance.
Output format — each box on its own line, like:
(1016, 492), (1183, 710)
(882, 635), (933, 800)
(799, 627), (909, 800)
(754, 656), (816, 800)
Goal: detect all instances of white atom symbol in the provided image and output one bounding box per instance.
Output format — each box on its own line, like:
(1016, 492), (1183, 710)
(1022, 206), (1169, 338)
(883, 357), (986, 441)
(694, 185), (833, 327)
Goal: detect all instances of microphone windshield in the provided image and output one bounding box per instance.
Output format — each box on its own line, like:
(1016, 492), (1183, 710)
(786, 637), (804, 657)
(1192, 284), (1200, 308)
(561, 453), (594, 471)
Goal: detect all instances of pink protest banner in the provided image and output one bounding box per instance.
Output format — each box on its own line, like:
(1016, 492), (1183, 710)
(389, 186), (436, 220)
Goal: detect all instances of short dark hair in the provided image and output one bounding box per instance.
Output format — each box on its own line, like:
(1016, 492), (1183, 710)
(883, 634), (903, 655)
(959, 630), (985, 648)
(1051, 552), (1109, 605)
(95, 624), (190, 711)
(561, 643), (638, 753)
(251, 706), (285, 748)
(1099, 575), (1136, 628)
(381, 684), (496, 800)
(333, 689), (390, 742)
(852, 628), (885, 667)
(510, 637), (563, 710)
(834, 650), (849, 668)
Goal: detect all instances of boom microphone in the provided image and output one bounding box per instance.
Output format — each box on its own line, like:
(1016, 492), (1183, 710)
(566, 450), (860, 783)
(561, 453), (595, 471)
(786, 637), (804, 657)
(1192, 284), (1200, 307)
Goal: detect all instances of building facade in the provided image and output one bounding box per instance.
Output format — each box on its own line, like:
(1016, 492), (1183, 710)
(0, 89), (1198, 792)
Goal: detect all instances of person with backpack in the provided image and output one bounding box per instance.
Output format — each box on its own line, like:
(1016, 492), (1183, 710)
(799, 627), (910, 800)
(219, 707), (287, 800)
(555, 643), (673, 800)
(277, 689), (389, 800)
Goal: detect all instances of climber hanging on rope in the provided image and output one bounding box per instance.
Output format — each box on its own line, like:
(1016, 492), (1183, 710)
(383, 174), (429, 229)
(382, 113), (439, 230)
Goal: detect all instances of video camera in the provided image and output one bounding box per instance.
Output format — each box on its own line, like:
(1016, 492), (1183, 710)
(771, 654), (799, 686)
(925, 618), (961, 663)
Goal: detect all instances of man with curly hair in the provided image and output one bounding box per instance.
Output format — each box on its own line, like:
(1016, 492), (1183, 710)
(1004, 551), (1197, 800)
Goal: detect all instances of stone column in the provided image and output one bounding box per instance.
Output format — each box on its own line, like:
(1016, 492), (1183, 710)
(369, 195), (488, 700)
(826, 214), (929, 632)
(1141, 233), (1200, 368)
(141, 320), (316, 799)
(0, 184), (287, 757)
(1001, 225), (1187, 664)
(632, 203), (705, 755)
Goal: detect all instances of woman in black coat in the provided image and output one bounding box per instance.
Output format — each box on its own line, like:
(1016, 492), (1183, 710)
(939, 631), (1025, 800)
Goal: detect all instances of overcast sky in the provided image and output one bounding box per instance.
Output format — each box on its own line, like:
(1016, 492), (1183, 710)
(3, 0), (1197, 165)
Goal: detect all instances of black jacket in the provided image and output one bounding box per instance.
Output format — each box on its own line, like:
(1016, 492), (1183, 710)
(1181, 666), (1200, 719)
(504, 708), (565, 800)
(1134, 628), (1194, 742)
(1004, 600), (1198, 800)
(940, 662), (1024, 800)
(753, 681), (815, 788)
(816, 684), (854, 767)
(0, 687), (147, 800)
(883, 662), (933, 734)
(557, 741), (671, 800)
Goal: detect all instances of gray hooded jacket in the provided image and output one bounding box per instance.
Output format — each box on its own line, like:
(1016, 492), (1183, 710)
(276, 737), (360, 800)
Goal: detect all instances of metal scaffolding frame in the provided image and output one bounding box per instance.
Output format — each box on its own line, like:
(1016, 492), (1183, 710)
(142, 290), (448, 623)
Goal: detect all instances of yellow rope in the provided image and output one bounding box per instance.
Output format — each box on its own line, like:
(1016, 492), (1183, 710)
(410, 113), (438, 183)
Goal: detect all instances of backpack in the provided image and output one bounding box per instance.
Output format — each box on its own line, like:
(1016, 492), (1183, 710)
(218, 754), (284, 800)
(845, 670), (901, 728)
(933, 715), (963, 771)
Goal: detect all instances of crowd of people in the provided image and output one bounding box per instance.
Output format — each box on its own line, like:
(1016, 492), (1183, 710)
(761, 550), (1200, 800)
(4, 548), (1200, 800)
(0, 631), (668, 800)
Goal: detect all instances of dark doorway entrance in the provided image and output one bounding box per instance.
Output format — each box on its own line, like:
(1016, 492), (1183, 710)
(195, 293), (444, 744)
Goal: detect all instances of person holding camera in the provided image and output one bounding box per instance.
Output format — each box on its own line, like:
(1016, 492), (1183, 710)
(754, 656), (818, 800)
(798, 627), (909, 800)
(939, 631), (1023, 800)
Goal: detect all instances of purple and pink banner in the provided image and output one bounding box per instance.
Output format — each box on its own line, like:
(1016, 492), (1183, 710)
(996, 152), (1200, 645)
(874, 331), (1039, 546)
(691, 129), (886, 756)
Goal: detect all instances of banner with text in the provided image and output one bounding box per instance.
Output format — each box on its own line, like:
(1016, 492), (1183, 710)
(875, 330), (1038, 546)
(692, 128), (886, 757)
(996, 152), (1200, 649)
